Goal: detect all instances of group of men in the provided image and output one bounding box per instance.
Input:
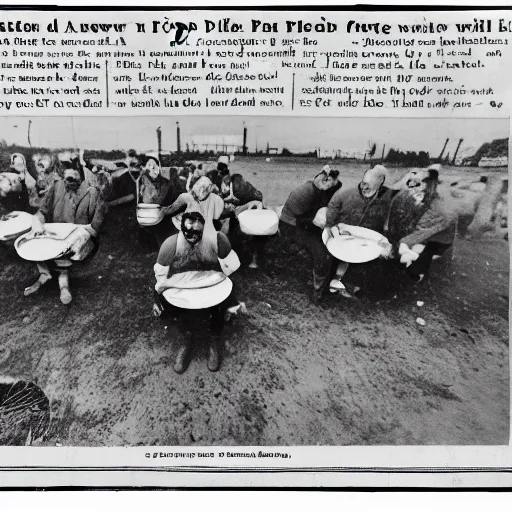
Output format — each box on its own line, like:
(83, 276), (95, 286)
(0, 151), (268, 374)
(141, 156), (269, 373)
(1, 150), (458, 374)
(138, 156), (457, 372)
(280, 163), (458, 303)
(1, 151), (108, 305)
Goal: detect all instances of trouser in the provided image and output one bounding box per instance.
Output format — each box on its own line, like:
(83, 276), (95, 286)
(35, 236), (99, 278)
(279, 220), (333, 292)
(156, 289), (237, 337)
(229, 216), (273, 267)
(334, 261), (350, 279)
(36, 261), (70, 292)
(142, 216), (179, 248)
(407, 241), (452, 277)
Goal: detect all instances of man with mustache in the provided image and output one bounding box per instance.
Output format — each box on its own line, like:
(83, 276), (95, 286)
(23, 157), (108, 304)
(153, 211), (242, 374)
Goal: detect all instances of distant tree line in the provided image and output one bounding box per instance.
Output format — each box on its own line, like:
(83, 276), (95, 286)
(281, 147), (317, 157)
(384, 148), (430, 167)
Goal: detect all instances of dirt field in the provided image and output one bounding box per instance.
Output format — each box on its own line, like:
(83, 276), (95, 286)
(0, 157), (509, 446)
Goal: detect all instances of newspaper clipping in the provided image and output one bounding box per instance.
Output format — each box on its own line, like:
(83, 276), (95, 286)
(0, 5), (510, 488)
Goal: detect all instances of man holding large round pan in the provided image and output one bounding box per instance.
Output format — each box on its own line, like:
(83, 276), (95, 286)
(325, 165), (396, 297)
(153, 211), (244, 374)
(23, 156), (107, 305)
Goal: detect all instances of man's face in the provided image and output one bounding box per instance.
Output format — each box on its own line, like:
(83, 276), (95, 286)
(125, 155), (141, 171)
(404, 169), (437, 205)
(193, 168), (205, 181)
(405, 170), (429, 193)
(315, 173), (334, 191)
(64, 169), (82, 192)
(360, 170), (383, 198)
(145, 159), (160, 180)
(35, 154), (51, 173)
(12, 156), (25, 174)
(33, 154), (53, 193)
(183, 218), (204, 245)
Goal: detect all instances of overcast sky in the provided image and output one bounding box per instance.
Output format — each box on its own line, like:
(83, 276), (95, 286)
(0, 116), (507, 158)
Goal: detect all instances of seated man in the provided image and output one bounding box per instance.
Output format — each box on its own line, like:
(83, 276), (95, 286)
(24, 156), (107, 304)
(393, 169), (458, 282)
(325, 165), (395, 297)
(279, 166), (341, 303)
(153, 211), (243, 374)
(384, 165), (442, 247)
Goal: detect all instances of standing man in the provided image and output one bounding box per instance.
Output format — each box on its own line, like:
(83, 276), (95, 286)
(153, 211), (242, 374)
(279, 166), (341, 302)
(23, 157), (107, 304)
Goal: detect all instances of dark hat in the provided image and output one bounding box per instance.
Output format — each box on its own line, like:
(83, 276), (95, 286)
(217, 162), (229, 173)
(62, 156), (85, 181)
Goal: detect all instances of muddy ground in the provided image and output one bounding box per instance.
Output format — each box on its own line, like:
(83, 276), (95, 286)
(0, 158), (509, 446)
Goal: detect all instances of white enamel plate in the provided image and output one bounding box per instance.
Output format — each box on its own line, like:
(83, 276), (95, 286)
(323, 225), (386, 264)
(238, 209), (279, 236)
(162, 273), (233, 310)
(0, 212), (33, 241)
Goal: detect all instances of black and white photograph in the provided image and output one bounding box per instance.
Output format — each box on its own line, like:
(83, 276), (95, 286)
(0, 115), (508, 447)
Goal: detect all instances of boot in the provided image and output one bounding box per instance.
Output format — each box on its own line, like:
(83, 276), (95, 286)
(58, 270), (72, 305)
(59, 287), (73, 305)
(207, 338), (221, 372)
(224, 302), (247, 323)
(24, 274), (51, 296)
(248, 250), (259, 269)
(174, 337), (191, 375)
(24, 264), (52, 296)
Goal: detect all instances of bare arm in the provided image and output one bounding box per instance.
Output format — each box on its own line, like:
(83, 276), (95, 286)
(161, 194), (188, 217)
(154, 235), (177, 294)
(217, 232), (232, 259)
